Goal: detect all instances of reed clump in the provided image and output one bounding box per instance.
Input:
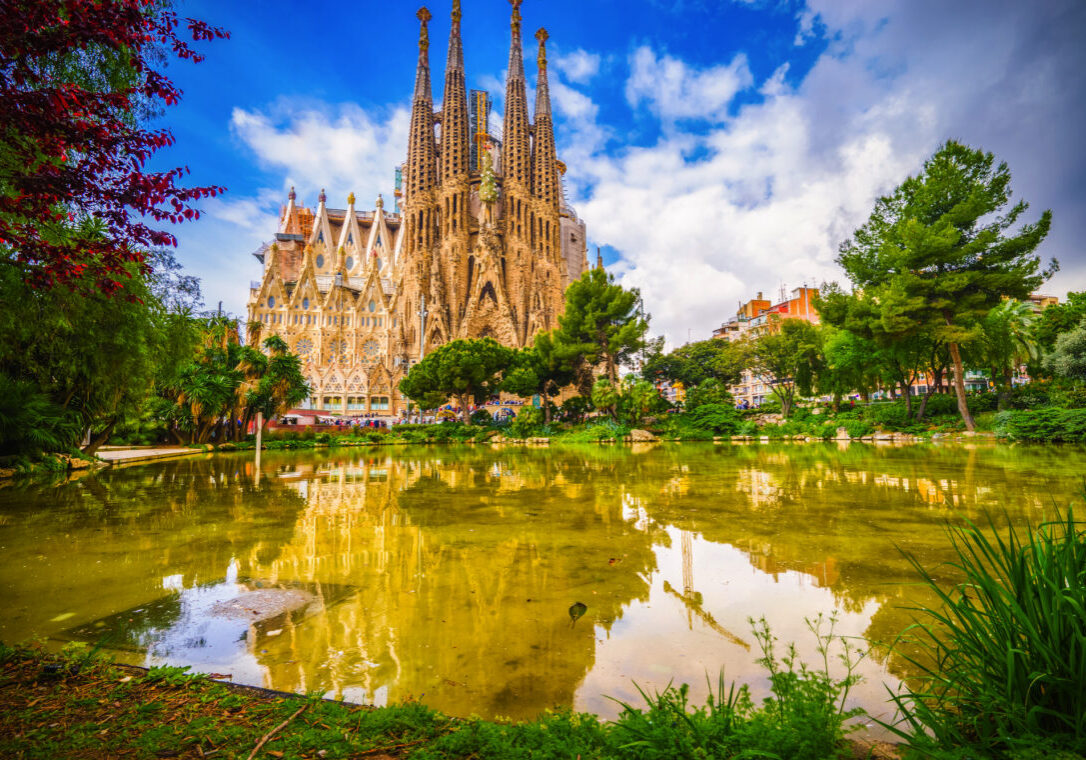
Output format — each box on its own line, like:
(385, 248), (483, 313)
(887, 505), (1086, 758)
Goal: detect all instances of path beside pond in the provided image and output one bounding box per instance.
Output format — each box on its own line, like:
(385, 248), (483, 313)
(96, 446), (203, 465)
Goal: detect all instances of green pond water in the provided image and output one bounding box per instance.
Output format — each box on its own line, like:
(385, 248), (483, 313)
(0, 442), (1082, 730)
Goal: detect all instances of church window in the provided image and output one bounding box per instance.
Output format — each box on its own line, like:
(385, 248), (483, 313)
(361, 340), (380, 365)
(303, 297), (309, 309)
(370, 396), (390, 411)
(368, 300), (376, 313)
(346, 256), (354, 270)
(267, 296), (275, 308)
(376, 234), (382, 249)
(317, 230), (324, 243)
(295, 337), (313, 358)
(316, 254), (325, 268)
(376, 258), (382, 270)
(347, 232), (353, 244)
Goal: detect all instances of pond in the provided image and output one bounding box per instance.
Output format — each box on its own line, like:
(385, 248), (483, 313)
(0, 442), (1082, 730)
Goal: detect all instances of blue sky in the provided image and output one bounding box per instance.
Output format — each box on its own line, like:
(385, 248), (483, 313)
(157, 0), (1086, 344)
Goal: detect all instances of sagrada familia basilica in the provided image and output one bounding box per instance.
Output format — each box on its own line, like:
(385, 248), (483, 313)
(246, 0), (589, 415)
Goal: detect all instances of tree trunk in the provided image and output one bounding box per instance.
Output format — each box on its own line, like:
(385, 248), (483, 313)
(947, 341), (975, 431)
(832, 392), (841, 414)
(900, 380), (913, 417)
(996, 368), (1013, 411)
(457, 394), (471, 423)
(169, 425), (185, 445)
(81, 418), (117, 457)
(915, 383), (938, 421)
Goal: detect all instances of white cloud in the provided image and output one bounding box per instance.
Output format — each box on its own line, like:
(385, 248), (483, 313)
(563, 0), (1086, 347)
(554, 49), (601, 84)
(230, 99), (410, 205)
(175, 100), (412, 318)
(625, 47), (753, 123)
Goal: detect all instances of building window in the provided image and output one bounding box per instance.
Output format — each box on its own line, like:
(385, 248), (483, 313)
(370, 396), (390, 411)
(303, 297), (309, 309)
(346, 256), (354, 270)
(316, 254), (325, 268)
(368, 300), (376, 312)
(267, 296), (275, 308)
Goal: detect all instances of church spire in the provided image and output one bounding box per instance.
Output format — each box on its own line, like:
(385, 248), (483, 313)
(502, 0), (531, 190)
(440, 0), (469, 181)
(406, 7), (438, 198)
(531, 27), (559, 210)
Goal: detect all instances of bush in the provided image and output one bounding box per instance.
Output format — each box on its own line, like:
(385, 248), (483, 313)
(922, 393), (960, 417)
(843, 420), (873, 439)
(684, 379), (734, 412)
(611, 615), (863, 760)
(685, 403), (743, 435)
(815, 422), (838, 440)
(995, 409), (1086, 442)
(469, 409), (494, 427)
(967, 392), (999, 414)
(509, 406), (543, 438)
(886, 507), (1086, 755)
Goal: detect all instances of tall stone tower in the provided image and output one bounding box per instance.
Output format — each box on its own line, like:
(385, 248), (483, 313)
(246, 1), (588, 417)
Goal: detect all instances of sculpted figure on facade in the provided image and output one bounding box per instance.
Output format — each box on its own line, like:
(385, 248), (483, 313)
(246, 1), (589, 416)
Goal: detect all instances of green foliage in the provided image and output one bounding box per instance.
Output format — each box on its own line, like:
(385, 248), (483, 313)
(399, 338), (513, 421)
(1036, 292), (1086, 351)
(745, 319), (822, 418)
(886, 507), (1086, 756)
(835, 140), (1054, 430)
(686, 403), (743, 435)
(609, 615), (863, 760)
(683, 378), (733, 412)
(553, 268), (649, 389)
(1045, 317), (1086, 383)
(509, 405), (544, 438)
(0, 373), (81, 457)
(616, 377), (664, 426)
(591, 377), (620, 418)
(843, 420), (874, 439)
(0, 249), (202, 454)
(469, 408), (494, 426)
(975, 299), (1040, 409)
(995, 409), (1086, 442)
(559, 395), (591, 422)
(642, 338), (745, 389)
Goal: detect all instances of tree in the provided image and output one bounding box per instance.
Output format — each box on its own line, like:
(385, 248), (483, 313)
(0, 247), (199, 454)
(642, 338), (745, 389)
(745, 319), (821, 418)
(975, 299), (1038, 410)
(1035, 292), (1086, 353)
(501, 330), (576, 423)
(590, 377), (620, 419)
(0, 1), (228, 292)
(553, 268), (649, 390)
(1045, 317), (1086, 383)
(818, 326), (880, 411)
(837, 140), (1054, 430)
(398, 338), (513, 422)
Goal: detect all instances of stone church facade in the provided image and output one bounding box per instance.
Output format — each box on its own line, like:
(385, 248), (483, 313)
(247, 0), (588, 416)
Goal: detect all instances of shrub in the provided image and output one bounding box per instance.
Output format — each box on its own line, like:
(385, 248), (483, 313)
(686, 403), (743, 435)
(684, 379), (734, 412)
(469, 409), (494, 427)
(611, 614), (864, 760)
(863, 401), (910, 428)
(886, 507), (1086, 755)
(815, 422), (838, 440)
(509, 406), (543, 438)
(922, 393), (960, 417)
(843, 420), (873, 439)
(995, 409), (1086, 442)
(313, 432), (332, 444)
(967, 392), (999, 414)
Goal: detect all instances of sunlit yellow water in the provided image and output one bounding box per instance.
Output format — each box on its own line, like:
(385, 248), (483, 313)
(0, 442), (1081, 728)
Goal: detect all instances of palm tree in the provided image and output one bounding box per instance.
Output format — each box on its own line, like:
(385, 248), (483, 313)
(979, 299), (1038, 410)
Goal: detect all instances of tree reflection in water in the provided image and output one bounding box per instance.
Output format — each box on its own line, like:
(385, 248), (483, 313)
(0, 442), (1082, 724)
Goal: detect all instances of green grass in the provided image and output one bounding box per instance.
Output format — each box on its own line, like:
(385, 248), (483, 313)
(884, 505), (1086, 758)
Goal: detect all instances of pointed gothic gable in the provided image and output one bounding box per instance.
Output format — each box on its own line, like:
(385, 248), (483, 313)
(367, 362), (392, 393)
(346, 370), (366, 394)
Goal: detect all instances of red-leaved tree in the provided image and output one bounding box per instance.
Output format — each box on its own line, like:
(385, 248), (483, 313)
(0, 0), (228, 293)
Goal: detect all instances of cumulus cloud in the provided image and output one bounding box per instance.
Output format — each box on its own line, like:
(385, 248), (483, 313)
(230, 99), (410, 205)
(625, 47), (753, 123)
(554, 49), (601, 84)
(175, 100), (410, 317)
(560, 0), (1085, 347)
